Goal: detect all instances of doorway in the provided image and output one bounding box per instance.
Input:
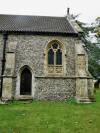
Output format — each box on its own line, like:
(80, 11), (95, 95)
(20, 68), (32, 95)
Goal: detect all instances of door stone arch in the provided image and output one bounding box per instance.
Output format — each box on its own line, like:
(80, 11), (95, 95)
(15, 65), (35, 99)
(20, 67), (32, 95)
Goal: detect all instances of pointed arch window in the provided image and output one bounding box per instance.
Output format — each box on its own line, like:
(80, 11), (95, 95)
(47, 41), (63, 74)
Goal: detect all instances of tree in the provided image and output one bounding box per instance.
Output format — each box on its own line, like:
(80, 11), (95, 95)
(76, 19), (100, 78)
(95, 17), (100, 38)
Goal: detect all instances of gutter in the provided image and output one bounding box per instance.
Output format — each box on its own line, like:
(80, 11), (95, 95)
(0, 32), (8, 97)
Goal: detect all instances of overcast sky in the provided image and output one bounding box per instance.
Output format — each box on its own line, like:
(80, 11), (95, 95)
(0, 0), (99, 23)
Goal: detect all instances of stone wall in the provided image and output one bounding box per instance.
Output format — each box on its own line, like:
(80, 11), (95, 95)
(5, 35), (76, 100)
(34, 78), (76, 100)
(0, 34), (3, 83)
(75, 39), (94, 102)
(1, 34), (94, 101)
(14, 35), (76, 77)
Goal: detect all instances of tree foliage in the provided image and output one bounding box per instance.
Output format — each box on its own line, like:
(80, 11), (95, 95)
(76, 20), (100, 78)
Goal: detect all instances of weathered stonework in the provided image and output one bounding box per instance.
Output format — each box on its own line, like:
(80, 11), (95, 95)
(2, 78), (13, 99)
(75, 39), (94, 102)
(0, 34), (3, 79)
(34, 78), (76, 100)
(0, 34), (94, 102)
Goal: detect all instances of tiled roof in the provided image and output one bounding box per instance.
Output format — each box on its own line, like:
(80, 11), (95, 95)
(0, 14), (77, 34)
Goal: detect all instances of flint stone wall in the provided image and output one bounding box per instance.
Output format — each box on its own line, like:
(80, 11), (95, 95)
(7, 35), (76, 100)
(1, 34), (94, 101)
(14, 35), (76, 76)
(34, 78), (76, 100)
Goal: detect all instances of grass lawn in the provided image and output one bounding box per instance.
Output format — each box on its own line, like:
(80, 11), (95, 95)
(0, 90), (100, 133)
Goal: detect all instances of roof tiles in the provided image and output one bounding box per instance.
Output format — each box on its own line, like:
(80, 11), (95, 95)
(0, 14), (77, 34)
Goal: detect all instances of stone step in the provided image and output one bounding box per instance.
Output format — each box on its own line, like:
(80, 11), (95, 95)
(76, 97), (92, 103)
(15, 95), (33, 100)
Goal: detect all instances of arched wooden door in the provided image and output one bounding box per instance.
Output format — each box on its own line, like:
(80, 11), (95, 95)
(20, 68), (32, 95)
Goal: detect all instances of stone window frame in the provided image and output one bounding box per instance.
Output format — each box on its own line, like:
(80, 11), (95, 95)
(44, 39), (66, 76)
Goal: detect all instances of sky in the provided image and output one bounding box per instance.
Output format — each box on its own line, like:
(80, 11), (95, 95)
(0, 0), (99, 23)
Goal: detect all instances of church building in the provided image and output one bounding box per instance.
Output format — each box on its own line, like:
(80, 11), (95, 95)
(0, 13), (94, 103)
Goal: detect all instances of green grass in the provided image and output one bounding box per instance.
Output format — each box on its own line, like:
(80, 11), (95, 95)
(0, 90), (100, 133)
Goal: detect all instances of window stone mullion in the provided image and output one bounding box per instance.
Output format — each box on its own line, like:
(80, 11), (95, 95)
(54, 51), (56, 73)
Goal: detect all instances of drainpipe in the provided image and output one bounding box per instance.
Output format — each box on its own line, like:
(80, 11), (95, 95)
(0, 32), (8, 97)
